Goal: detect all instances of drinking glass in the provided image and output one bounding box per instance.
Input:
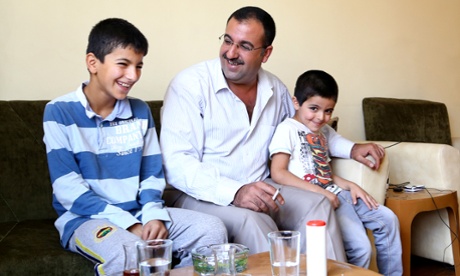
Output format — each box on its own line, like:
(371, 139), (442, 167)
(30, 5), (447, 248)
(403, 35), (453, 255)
(123, 241), (141, 276)
(137, 239), (173, 276)
(211, 244), (236, 275)
(267, 230), (300, 276)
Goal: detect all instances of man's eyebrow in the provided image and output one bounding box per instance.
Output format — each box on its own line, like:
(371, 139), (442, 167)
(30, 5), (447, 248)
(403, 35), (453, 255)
(223, 34), (255, 46)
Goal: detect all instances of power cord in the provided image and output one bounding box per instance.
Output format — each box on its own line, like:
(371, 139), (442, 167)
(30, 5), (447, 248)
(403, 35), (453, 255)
(384, 141), (402, 149)
(388, 181), (410, 192)
(382, 141), (458, 266)
(424, 187), (460, 267)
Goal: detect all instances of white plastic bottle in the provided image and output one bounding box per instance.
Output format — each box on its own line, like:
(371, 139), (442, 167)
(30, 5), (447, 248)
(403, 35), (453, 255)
(306, 220), (327, 276)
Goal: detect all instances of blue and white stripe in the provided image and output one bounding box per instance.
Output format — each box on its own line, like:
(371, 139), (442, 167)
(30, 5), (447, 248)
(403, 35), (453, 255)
(43, 84), (169, 247)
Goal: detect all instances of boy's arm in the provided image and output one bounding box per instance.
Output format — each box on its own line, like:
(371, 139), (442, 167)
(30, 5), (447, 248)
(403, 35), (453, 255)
(271, 153), (327, 194)
(270, 152), (340, 209)
(137, 104), (171, 229)
(332, 174), (379, 210)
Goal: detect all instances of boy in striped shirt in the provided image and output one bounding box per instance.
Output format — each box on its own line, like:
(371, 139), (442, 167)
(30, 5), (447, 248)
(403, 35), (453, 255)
(43, 18), (226, 275)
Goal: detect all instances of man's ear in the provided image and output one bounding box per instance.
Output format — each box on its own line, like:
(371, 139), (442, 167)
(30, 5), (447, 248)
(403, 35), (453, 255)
(86, 53), (98, 74)
(261, 45), (273, 63)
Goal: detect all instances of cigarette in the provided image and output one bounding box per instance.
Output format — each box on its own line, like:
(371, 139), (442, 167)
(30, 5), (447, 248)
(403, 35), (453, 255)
(272, 188), (281, 201)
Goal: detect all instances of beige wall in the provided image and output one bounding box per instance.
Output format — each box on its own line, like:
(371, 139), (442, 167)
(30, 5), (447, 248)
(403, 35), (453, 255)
(1, 0), (459, 141)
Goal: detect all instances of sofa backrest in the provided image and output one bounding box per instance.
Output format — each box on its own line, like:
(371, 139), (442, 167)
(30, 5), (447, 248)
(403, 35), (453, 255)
(0, 100), (164, 224)
(362, 97), (452, 145)
(0, 100), (54, 223)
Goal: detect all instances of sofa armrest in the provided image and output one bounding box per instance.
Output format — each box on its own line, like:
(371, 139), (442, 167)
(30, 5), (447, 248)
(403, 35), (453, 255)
(373, 141), (460, 264)
(331, 155), (389, 204)
(452, 136), (460, 152)
(374, 141), (460, 190)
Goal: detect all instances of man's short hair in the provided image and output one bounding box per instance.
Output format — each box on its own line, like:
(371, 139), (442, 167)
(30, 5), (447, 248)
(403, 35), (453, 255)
(228, 6), (276, 47)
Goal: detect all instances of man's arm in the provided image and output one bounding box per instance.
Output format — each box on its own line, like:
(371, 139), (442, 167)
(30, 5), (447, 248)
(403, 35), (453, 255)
(324, 125), (385, 170)
(350, 143), (385, 170)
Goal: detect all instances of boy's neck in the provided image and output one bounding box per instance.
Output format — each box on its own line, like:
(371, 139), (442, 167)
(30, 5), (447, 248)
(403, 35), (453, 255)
(83, 84), (117, 119)
(292, 115), (321, 134)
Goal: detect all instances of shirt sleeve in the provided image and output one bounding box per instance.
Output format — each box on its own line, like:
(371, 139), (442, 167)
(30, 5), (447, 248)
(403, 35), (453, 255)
(269, 121), (296, 158)
(138, 106), (171, 224)
(322, 125), (355, 158)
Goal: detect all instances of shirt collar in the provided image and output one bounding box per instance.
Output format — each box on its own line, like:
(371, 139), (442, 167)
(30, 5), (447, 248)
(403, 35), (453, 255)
(212, 58), (274, 100)
(76, 82), (133, 121)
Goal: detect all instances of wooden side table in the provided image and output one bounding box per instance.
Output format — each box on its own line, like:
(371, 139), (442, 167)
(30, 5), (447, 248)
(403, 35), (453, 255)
(170, 251), (382, 275)
(385, 189), (460, 276)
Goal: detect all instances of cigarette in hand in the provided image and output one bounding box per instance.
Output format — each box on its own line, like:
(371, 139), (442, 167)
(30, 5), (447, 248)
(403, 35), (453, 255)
(272, 188), (281, 201)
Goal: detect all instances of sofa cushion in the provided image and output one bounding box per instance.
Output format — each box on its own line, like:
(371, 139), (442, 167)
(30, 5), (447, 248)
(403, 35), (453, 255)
(0, 219), (94, 274)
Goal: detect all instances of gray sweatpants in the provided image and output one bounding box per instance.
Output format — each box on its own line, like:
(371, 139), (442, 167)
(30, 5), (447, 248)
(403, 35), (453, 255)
(164, 179), (346, 262)
(68, 207), (227, 275)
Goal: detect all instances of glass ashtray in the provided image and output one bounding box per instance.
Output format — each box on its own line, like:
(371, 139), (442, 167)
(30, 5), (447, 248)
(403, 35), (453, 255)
(191, 243), (249, 275)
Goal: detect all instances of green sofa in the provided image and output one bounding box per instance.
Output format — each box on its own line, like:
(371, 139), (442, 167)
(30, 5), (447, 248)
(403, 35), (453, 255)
(0, 100), (164, 275)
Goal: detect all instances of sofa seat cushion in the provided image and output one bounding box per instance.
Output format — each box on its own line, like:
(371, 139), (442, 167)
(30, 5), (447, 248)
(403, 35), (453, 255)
(0, 219), (94, 275)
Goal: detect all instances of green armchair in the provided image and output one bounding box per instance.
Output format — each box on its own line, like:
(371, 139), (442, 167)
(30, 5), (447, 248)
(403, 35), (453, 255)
(362, 97), (454, 146)
(362, 97), (460, 266)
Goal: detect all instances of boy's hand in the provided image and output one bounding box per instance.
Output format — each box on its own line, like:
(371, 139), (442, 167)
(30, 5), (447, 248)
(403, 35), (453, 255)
(324, 190), (340, 209)
(349, 185), (379, 210)
(127, 223), (143, 237)
(142, 220), (168, 240)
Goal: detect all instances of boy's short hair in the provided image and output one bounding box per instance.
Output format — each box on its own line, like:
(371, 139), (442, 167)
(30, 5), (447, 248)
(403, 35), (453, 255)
(294, 70), (338, 106)
(86, 18), (148, 62)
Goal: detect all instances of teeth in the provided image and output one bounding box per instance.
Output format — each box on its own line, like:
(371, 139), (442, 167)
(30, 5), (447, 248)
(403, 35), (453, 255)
(119, 82), (130, 88)
(228, 60), (241, 66)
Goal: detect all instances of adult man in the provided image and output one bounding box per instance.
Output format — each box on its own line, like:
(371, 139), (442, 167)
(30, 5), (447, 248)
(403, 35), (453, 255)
(160, 6), (384, 261)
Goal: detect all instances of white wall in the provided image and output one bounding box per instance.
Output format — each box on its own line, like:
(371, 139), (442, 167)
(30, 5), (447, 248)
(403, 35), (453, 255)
(1, 0), (459, 141)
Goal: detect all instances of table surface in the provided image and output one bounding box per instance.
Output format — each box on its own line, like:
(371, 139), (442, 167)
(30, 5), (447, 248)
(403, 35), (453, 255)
(170, 251), (382, 275)
(386, 188), (455, 201)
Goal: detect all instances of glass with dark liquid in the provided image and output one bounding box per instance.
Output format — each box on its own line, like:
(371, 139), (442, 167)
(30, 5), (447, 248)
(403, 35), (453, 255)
(123, 268), (140, 276)
(123, 241), (141, 276)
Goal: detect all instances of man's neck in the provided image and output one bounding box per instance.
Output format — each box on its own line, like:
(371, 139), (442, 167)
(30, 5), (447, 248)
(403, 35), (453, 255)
(228, 81), (258, 122)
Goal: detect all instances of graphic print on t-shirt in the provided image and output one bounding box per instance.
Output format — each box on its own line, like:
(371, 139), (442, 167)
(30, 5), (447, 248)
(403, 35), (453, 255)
(298, 131), (333, 187)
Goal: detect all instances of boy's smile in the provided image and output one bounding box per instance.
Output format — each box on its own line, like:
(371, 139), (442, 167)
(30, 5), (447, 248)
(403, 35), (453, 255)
(293, 95), (336, 133)
(86, 46), (144, 102)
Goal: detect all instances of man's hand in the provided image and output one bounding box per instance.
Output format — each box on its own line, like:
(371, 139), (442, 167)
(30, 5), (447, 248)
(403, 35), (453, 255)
(233, 182), (284, 213)
(142, 220), (168, 240)
(351, 143), (385, 170)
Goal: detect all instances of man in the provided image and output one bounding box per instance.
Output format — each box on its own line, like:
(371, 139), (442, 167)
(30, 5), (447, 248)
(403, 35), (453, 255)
(160, 6), (384, 261)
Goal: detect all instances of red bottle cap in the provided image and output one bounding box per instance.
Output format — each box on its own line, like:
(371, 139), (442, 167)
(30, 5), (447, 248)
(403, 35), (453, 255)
(307, 220), (326, 226)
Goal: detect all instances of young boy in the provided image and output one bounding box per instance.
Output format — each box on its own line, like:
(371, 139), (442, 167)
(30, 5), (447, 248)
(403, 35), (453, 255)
(43, 18), (227, 275)
(268, 70), (402, 276)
